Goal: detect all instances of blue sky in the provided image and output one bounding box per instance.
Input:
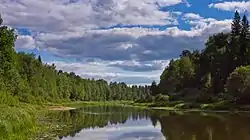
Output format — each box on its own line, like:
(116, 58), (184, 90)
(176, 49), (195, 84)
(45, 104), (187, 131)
(1, 0), (249, 85)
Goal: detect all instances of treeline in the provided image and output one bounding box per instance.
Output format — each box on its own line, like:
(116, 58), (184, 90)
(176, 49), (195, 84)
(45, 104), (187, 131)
(0, 15), (150, 104)
(153, 11), (250, 104)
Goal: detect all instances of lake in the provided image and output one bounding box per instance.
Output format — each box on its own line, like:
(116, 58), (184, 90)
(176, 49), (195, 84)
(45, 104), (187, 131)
(40, 105), (250, 140)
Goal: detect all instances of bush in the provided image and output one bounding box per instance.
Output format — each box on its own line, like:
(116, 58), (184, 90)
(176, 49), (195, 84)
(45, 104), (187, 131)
(135, 96), (155, 103)
(200, 101), (230, 110)
(196, 93), (213, 103)
(225, 66), (250, 104)
(174, 102), (200, 109)
(180, 88), (200, 96)
(167, 101), (184, 107)
(154, 94), (169, 102)
(146, 94), (170, 107)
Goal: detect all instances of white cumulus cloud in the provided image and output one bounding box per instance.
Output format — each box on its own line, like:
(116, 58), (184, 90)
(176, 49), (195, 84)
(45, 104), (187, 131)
(209, 1), (250, 12)
(15, 35), (36, 49)
(0, 0), (183, 33)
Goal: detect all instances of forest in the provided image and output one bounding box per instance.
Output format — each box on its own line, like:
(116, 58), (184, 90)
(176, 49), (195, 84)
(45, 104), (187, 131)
(0, 13), (151, 104)
(151, 11), (250, 105)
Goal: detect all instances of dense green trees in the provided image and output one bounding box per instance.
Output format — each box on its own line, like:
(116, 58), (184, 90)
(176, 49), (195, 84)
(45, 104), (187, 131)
(158, 53), (196, 94)
(226, 66), (250, 104)
(0, 15), (150, 104)
(158, 11), (250, 104)
(150, 81), (158, 96)
(16, 54), (151, 102)
(0, 18), (20, 96)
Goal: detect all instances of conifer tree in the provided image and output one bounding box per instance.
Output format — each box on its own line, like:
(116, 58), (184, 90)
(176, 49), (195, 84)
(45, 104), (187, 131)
(38, 55), (42, 63)
(231, 10), (242, 36)
(240, 14), (250, 65)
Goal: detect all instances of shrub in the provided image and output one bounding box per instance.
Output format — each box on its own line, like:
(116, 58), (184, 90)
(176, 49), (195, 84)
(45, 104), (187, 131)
(196, 93), (213, 103)
(154, 94), (169, 102)
(225, 66), (250, 104)
(135, 96), (155, 103)
(174, 102), (200, 109)
(180, 88), (200, 96)
(0, 92), (19, 106)
(200, 101), (230, 110)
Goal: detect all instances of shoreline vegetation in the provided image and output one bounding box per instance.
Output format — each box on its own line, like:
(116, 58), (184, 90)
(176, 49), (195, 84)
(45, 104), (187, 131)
(1, 100), (250, 140)
(49, 100), (250, 113)
(1, 10), (250, 139)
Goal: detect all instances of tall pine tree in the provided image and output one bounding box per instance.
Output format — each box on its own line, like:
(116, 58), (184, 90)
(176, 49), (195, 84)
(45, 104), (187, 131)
(240, 14), (250, 65)
(231, 10), (241, 36)
(228, 11), (242, 77)
(38, 55), (42, 63)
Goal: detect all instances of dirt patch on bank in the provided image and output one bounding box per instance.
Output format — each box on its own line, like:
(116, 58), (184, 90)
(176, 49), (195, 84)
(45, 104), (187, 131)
(48, 106), (76, 111)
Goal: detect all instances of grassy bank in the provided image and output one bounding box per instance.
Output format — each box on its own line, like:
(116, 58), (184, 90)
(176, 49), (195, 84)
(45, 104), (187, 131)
(129, 100), (250, 113)
(49, 100), (250, 113)
(52, 101), (135, 108)
(43, 100), (250, 113)
(0, 103), (44, 140)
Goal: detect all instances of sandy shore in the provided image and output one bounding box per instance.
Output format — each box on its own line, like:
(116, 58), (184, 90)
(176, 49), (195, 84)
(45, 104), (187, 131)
(48, 106), (76, 111)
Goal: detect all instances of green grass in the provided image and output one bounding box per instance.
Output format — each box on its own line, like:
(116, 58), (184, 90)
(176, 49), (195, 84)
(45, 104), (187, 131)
(0, 104), (39, 140)
(61, 101), (134, 108)
(0, 92), (44, 139)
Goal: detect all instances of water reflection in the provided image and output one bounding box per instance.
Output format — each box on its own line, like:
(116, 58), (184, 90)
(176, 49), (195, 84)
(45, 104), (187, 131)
(155, 112), (250, 140)
(61, 119), (164, 140)
(41, 105), (250, 140)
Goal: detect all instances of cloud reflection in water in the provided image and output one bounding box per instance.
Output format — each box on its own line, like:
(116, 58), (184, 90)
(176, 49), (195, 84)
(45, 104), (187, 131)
(61, 119), (165, 140)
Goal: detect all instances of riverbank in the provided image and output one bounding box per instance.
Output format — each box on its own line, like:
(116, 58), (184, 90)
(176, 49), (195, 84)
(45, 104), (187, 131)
(2, 100), (250, 140)
(6, 101), (250, 140)
(47, 106), (76, 111)
(45, 100), (250, 113)
(129, 100), (250, 113)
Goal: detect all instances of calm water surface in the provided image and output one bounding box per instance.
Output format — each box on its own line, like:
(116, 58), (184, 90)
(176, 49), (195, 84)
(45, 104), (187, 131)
(42, 105), (250, 140)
